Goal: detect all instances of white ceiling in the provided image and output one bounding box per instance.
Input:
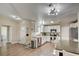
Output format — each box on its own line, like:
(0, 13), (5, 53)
(0, 3), (79, 24)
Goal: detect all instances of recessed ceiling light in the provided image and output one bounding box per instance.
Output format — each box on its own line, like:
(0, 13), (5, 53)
(16, 17), (21, 20)
(57, 9), (60, 12)
(11, 15), (16, 18)
(51, 21), (54, 23)
(10, 15), (21, 20)
(56, 12), (58, 15)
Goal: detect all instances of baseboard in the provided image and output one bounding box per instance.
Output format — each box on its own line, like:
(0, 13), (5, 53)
(11, 41), (19, 44)
(40, 41), (50, 47)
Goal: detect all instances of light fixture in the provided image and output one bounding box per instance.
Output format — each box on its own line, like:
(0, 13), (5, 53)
(51, 21), (54, 23)
(16, 17), (21, 20)
(10, 15), (21, 20)
(48, 3), (59, 15)
(12, 15), (16, 18)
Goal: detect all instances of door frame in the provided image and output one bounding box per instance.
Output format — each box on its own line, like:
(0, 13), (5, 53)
(0, 25), (10, 43)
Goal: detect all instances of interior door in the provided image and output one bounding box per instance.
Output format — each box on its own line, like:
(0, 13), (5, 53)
(1, 26), (9, 44)
(0, 26), (9, 55)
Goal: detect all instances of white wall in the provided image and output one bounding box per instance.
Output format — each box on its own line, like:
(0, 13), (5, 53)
(35, 19), (44, 33)
(0, 27), (1, 47)
(61, 23), (78, 47)
(61, 25), (69, 41)
(0, 15), (35, 45)
(78, 11), (79, 41)
(77, 10), (79, 48)
(19, 20), (35, 44)
(0, 16), (20, 44)
(19, 20), (29, 44)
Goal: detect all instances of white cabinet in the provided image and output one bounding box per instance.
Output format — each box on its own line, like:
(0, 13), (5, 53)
(42, 36), (50, 44)
(42, 36), (47, 44)
(44, 25), (60, 32)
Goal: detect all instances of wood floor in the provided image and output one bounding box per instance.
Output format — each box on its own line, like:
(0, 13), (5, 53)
(6, 43), (78, 56)
(8, 43), (55, 56)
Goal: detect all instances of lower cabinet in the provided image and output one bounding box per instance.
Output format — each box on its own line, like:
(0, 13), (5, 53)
(31, 40), (36, 48)
(31, 36), (51, 49)
(31, 37), (42, 48)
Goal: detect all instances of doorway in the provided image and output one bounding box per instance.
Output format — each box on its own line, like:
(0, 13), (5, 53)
(1, 26), (10, 44)
(0, 25), (10, 55)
